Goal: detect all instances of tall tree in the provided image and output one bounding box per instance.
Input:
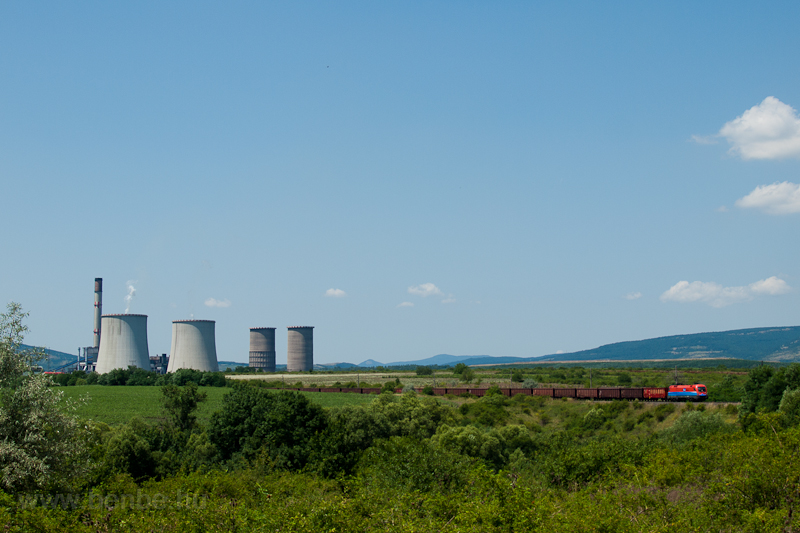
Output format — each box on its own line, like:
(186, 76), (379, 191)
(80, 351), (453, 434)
(0, 303), (85, 492)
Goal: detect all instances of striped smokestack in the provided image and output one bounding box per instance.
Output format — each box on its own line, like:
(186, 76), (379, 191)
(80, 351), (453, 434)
(93, 278), (102, 348)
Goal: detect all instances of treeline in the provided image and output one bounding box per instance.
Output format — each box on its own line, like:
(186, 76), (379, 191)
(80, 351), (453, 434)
(49, 368), (228, 387)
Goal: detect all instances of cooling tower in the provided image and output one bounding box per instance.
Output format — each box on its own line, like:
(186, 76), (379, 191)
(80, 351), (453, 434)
(287, 326), (313, 372)
(167, 320), (218, 373)
(249, 327), (276, 371)
(95, 314), (150, 374)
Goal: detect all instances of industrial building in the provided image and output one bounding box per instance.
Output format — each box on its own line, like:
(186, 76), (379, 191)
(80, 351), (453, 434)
(249, 327), (276, 371)
(167, 320), (219, 373)
(95, 314), (151, 374)
(287, 326), (314, 371)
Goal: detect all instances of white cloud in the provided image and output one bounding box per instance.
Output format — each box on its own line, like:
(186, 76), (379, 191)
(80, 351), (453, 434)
(441, 297), (456, 304)
(325, 288), (347, 297)
(716, 205), (729, 213)
(204, 297), (231, 308)
(749, 276), (791, 295)
(625, 292), (642, 300)
(660, 276), (790, 308)
(408, 283), (443, 297)
(397, 301), (414, 308)
(556, 349), (565, 354)
(718, 97), (800, 160)
(735, 181), (800, 215)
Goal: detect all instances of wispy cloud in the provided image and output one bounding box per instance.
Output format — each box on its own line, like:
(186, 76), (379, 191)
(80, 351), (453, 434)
(397, 301), (414, 308)
(735, 181), (800, 215)
(204, 297), (231, 308)
(408, 283), (443, 297)
(716, 205), (729, 213)
(690, 134), (718, 145)
(325, 288), (347, 297)
(441, 296), (456, 304)
(660, 276), (790, 307)
(716, 97), (800, 160)
(624, 292), (642, 300)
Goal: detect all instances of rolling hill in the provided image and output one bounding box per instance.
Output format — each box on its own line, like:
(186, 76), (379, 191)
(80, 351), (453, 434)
(358, 326), (800, 367)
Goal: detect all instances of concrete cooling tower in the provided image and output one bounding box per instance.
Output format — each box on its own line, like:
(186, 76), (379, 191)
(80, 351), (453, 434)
(95, 314), (150, 374)
(287, 326), (313, 372)
(168, 320), (218, 373)
(249, 327), (276, 372)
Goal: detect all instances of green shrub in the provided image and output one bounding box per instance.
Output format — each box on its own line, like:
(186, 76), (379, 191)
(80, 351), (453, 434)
(660, 410), (733, 445)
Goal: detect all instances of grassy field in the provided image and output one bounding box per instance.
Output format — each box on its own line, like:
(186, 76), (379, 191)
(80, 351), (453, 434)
(58, 386), (379, 426)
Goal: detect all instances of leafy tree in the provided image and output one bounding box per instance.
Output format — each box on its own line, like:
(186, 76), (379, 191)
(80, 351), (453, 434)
(779, 388), (800, 427)
(310, 404), (391, 476)
(0, 303), (85, 492)
(161, 382), (207, 432)
(460, 367), (475, 383)
(100, 417), (157, 480)
(453, 362), (468, 375)
(208, 384), (327, 469)
(415, 365), (433, 376)
(511, 369), (524, 382)
(617, 372), (632, 386)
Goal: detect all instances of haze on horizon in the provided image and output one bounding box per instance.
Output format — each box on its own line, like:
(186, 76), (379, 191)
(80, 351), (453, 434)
(1, 2), (799, 364)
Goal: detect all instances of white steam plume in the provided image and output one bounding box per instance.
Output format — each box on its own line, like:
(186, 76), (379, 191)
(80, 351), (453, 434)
(124, 280), (137, 313)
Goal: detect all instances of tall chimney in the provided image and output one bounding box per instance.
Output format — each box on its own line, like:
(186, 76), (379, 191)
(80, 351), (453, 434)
(93, 278), (102, 348)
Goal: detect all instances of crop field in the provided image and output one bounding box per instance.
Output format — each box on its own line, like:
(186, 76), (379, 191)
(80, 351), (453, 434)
(57, 385), (378, 426)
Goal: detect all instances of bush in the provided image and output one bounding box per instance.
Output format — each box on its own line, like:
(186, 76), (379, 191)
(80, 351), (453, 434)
(511, 369), (524, 382)
(422, 385), (434, 395)
(522, 379), (539, 389)
(357, 437), (473, 493)
(660, 410), (733, 445)
(416, 366), (433, 376)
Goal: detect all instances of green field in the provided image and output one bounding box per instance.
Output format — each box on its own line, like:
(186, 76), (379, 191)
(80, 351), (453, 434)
(58, 386), (379, 426)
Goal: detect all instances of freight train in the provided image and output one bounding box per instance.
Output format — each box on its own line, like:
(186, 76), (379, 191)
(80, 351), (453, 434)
(276, 383), (709, 401)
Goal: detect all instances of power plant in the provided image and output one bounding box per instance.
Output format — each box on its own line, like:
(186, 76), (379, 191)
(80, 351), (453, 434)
(69, 278), (316, 374)
(249, 327), (276, 372)
(167, 320), (219, 373)
(95, 314), (151, 374)
(287, 326), (314, 372)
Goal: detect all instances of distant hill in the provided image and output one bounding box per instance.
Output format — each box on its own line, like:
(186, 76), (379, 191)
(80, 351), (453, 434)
(363, 326), (800, 368)
(357, 354), (491, 368)
(20, 344), (78, 371)
(536, 326), (800, 363)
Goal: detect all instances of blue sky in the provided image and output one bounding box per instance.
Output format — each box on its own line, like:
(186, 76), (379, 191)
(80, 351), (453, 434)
(2, 2), (799, 364)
